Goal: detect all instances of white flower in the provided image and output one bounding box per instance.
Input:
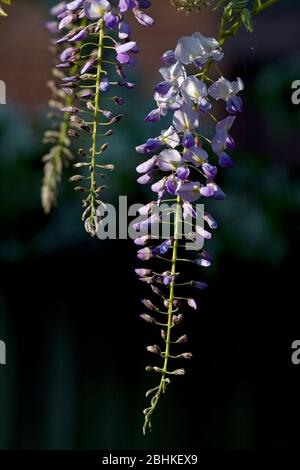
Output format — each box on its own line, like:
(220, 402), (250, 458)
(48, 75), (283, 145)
(160, 126), (180, 149)
(181, 76), (208, 104)
(157, 149), (183, 172)
(173, 104), (199, 132)
(208, 77), (244, 101)
(159, 61), (187, 89)
(154, 88), (183, 116)
(175, 32), (223, 65)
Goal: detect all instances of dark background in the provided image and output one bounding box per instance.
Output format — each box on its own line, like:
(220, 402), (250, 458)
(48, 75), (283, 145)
(0, 0), (300, 450)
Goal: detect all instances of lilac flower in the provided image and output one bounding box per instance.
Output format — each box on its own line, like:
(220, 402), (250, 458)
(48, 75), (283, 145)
(83, 0), (111, 20)
(211, 116), (236, 155)
(67, 0), (85, 10)
(173, 105), (199, 132)
(132, 8), (154, 26)
(161, 50), (176, 65)
(157, 149), (183, 172)
(175, 32), (223, 66)
(183, 146), (208, 166)
(99, 76), (110, 91)
(136, 155), (158, 174)
(177, 181), (201, 202)
(181, 76), (210, 113)
(49, 0), (155, 236)
(135, 31), (244, 434)
(208, 77), (244, 115)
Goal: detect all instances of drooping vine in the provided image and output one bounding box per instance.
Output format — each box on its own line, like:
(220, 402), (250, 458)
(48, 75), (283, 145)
(41, 0), (154, 235)
(136, 0), (279, 434)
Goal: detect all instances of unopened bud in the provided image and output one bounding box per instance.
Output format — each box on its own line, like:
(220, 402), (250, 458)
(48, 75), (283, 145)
(69, 174), (84, 182)
(140, 313), (155, 324)
(171, 368), (185, 376)
(100, 143), (109, 152)
(146, 345), (161, 355)
(111, 114), (123, 124)
(175, 335), (188, 344)
(172, 314), (183, 325)
(178, 352), (193, 359)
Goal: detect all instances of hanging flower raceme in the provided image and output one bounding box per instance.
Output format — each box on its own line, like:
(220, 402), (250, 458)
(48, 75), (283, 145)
(41, 4), (79, 214)
(135, 31), (244, 433)
(41, 0), (154, 234)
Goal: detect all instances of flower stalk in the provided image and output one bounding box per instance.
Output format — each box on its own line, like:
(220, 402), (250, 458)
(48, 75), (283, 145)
(41, 0), (154, 234)
(143, 195), (181, 434)
(89, 19), (104, 231)
(138, 0), (279, 434)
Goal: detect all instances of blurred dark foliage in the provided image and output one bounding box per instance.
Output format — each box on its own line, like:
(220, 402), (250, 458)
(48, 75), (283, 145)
(0, 0), (300, 450)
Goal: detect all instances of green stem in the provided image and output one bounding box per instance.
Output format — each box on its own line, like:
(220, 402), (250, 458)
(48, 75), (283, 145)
(219, 0), (280, 45)
(202, 0), (279, 79)
(143, 196), (181, 434)
(90, 19), (104, 222)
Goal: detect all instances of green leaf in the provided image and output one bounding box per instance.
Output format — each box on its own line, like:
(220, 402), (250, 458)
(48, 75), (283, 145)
(241, 8), (254, 32)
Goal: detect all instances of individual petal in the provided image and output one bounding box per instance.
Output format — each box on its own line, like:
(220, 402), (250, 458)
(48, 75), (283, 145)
(118, 20), (131, 39)
(187, 298), (197, 310)
(136, 156), (158, 174)
(157, 149), (183, 171)
(144, 108), (161, 122)
(67, 0), (85, 11)
(133, 8), (154, 26)
(202, 162), (217, 179)
(226, 95), (243, 115)
(160, 126), (180, 148)
(119, 0), (136, 12)
(208, 76), (244, 102)
(151, 176), (167, 193)
(99, 76), (110, 91)
(176, 166), (190, 181)
(104, 12), (119, 29)
(183, 146), (208, 167)
(177, 181), (201, 202)
(116, 41), (137, 54)
(161, 50), (176, 65)
(218, 152), (234, 168)
(83, 0), (110, 20)
(204, 211), (218, 229)
(211, 116), (236, 154)
(173, 105), (199, 132)
(182, 131), (195, 148)
(181, 76), (207, 104)
(136, 138), (161, 154)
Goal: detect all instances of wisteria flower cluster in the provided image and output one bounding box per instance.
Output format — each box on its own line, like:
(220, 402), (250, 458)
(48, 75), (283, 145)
(41, 0), (154, 235)
(135, 31), (244, 433)
(33, 0), (279, 434)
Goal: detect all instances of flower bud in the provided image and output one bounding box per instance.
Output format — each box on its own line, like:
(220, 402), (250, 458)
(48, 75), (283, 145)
(146, 345), (161, 355)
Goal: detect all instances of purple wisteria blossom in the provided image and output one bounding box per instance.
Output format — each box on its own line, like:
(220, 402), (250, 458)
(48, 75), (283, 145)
(136, 31), (244, 434)
(46, 0), (154, 234)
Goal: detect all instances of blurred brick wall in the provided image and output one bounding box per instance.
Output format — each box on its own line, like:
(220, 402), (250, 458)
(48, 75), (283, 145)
(0, 0), (217, 112)
(0, 1), (296, 112)
(0, 0), (50, 111)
